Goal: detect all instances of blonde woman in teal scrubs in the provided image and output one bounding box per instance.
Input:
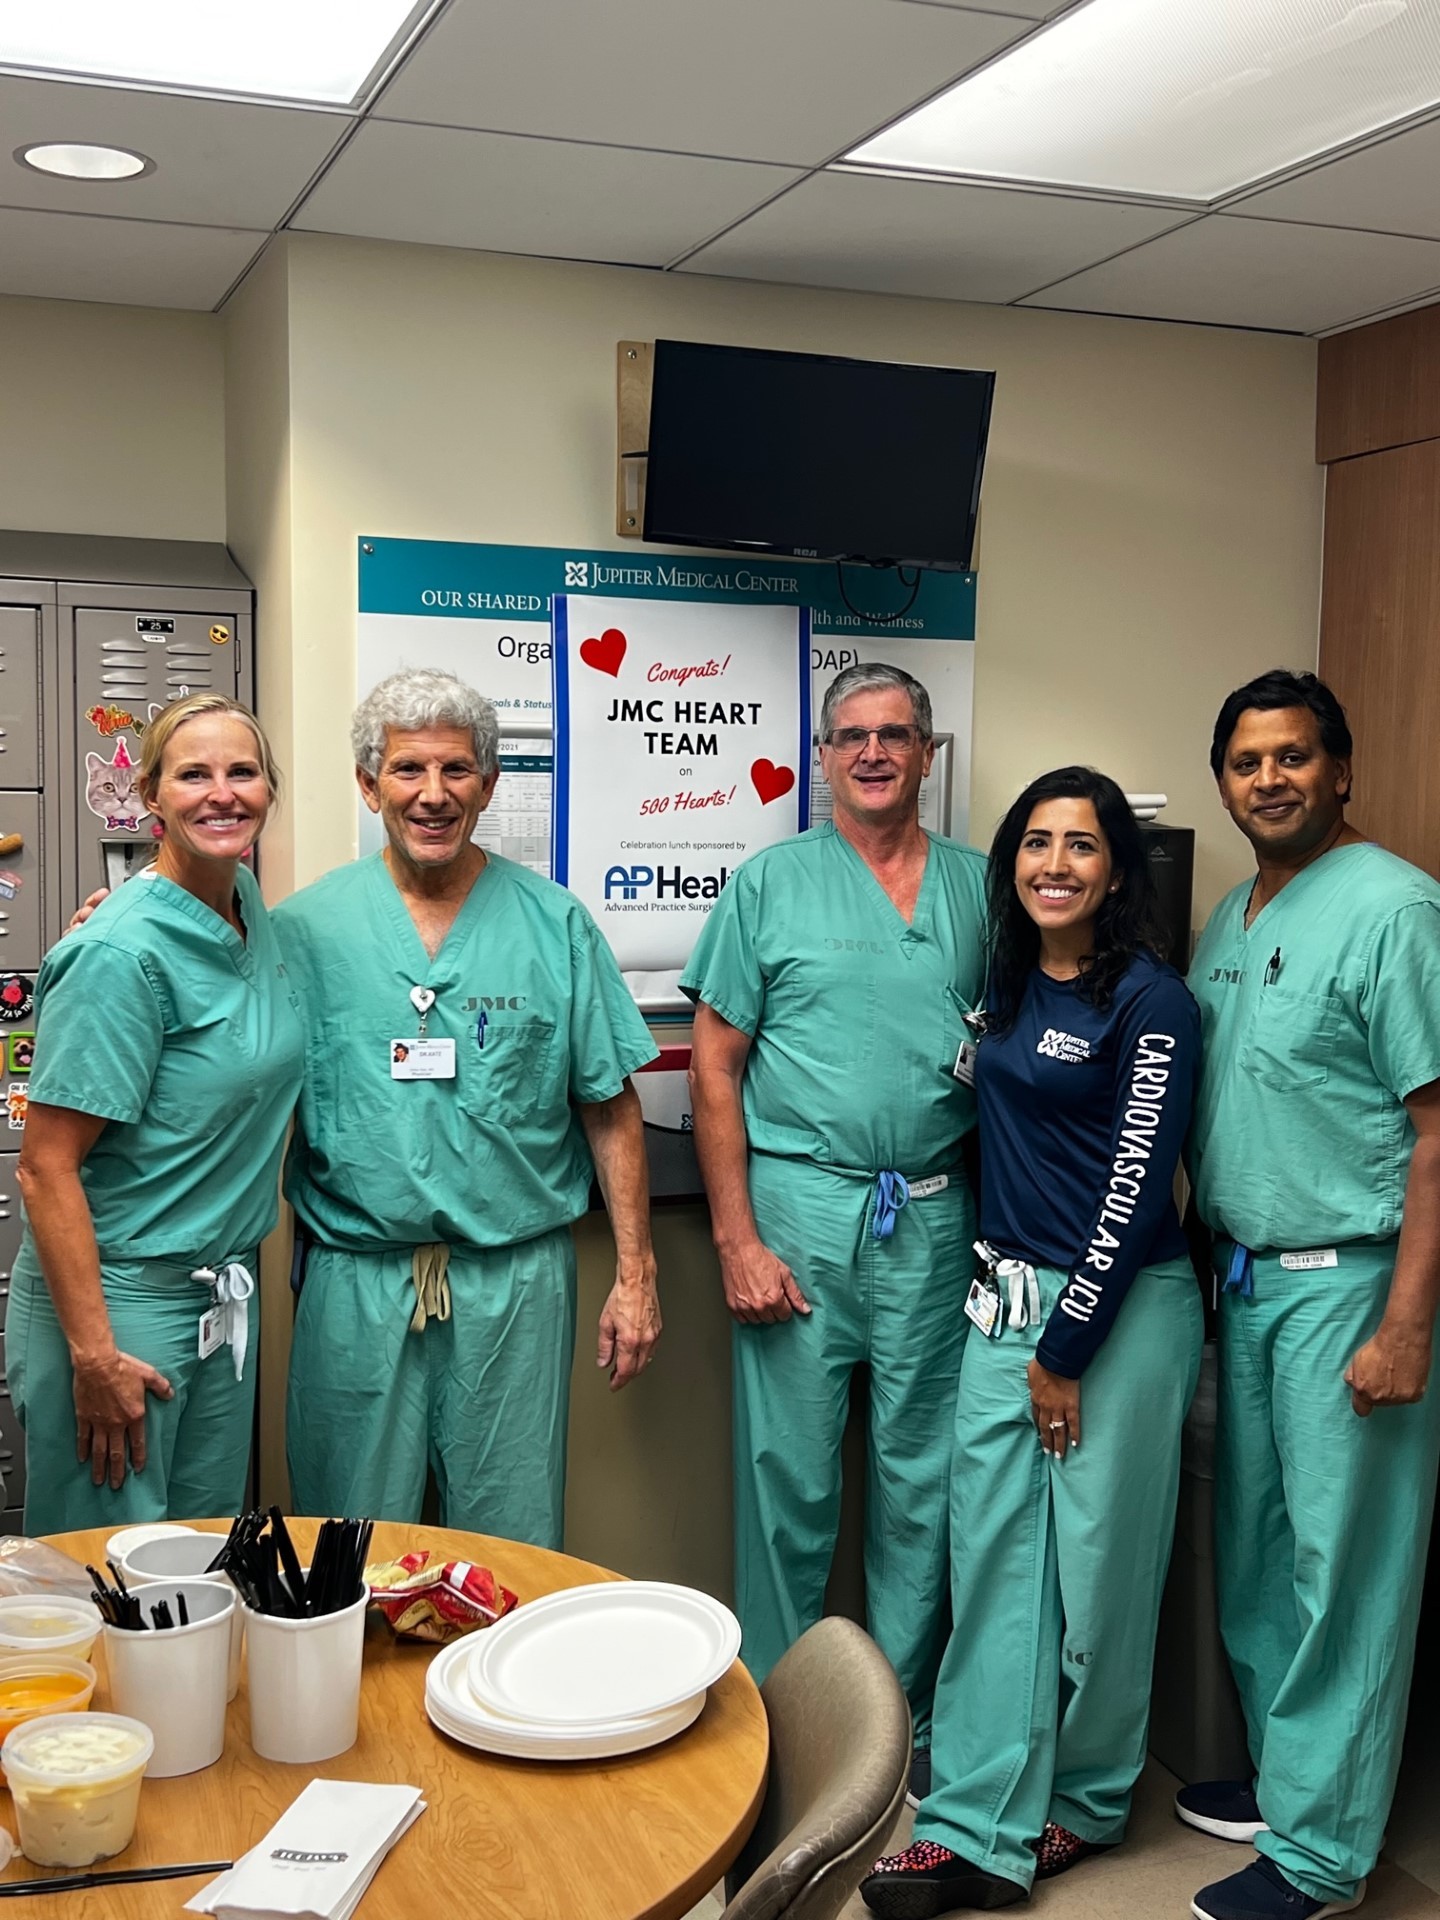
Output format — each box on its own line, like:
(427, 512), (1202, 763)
(9, 695), (304, 1533)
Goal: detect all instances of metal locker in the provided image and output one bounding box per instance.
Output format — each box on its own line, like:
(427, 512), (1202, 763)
(0, 1145), (23, 1517)
(0, 1153), (17, 1335)
(0, 792), (46, 971)
(0, 607), (41, 791)
(71, 604), (246, 898)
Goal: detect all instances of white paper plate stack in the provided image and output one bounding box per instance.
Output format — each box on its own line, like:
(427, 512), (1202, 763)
(424, 1580), (741, 1760)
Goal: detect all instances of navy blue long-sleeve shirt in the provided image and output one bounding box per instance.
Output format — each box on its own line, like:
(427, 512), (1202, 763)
(975, 951), (1200, 1378)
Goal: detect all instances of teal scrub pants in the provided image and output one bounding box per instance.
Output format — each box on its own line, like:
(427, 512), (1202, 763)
(1216, 1241), (1440, 1904)
(917, 1257), (1201, 1887)
(7, 1243), (259, 1535)
(285, 1228), (577, 1547)
(734, 1152), (975, 1737)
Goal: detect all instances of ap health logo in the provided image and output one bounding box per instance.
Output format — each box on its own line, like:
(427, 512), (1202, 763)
(604, 863), (733, 903)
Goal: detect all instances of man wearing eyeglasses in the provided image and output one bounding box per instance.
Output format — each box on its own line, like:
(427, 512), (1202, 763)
(682, 662), (986, 1798)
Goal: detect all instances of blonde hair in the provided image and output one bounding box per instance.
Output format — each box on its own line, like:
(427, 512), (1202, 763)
(137, 694), (282, 807)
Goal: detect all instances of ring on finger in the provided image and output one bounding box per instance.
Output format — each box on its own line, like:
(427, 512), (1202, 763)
(1048, 1420), (1066, 1430)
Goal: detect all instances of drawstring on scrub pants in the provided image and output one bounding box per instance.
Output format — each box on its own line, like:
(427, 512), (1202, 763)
(1222, 1243), (1255, 1300)
(191, 1262), (255, 1381)
(410, 1243), (453, 1333)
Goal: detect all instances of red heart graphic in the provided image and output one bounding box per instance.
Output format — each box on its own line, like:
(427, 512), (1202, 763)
(580, 628), (627, 676)
(751, 759), (795, 806)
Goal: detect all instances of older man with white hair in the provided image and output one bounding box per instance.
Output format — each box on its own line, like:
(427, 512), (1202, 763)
(274, 668), (661, 1545)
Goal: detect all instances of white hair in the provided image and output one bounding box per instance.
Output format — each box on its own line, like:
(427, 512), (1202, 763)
(351, 668), (499, 777)
(820, 662), (933, 741)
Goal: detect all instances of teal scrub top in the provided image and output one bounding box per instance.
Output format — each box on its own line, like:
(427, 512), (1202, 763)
(25, 863), (305, 1265)
(1190, 842), (1440, 1252)
(274, 853), (658, 1253)
(679, 823), (987, 1174)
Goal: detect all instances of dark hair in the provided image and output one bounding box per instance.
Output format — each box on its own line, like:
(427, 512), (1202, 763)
(985, 766), (1169, 1033)
(1209, 670), (1353, 786)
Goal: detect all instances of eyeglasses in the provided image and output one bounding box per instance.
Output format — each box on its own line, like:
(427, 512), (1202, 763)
(824, 725), (928, 755)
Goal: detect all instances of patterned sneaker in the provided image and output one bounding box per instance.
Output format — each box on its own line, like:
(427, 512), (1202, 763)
(1175, 1780), (1269, 1844)
(861, 1840), (1029, 1918)
(1032, 1822), (1116, 1878)
(1191, 1859), (1365, 1920)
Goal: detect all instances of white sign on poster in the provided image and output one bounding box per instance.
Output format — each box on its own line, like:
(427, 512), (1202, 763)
(551, 594), (809, 1003)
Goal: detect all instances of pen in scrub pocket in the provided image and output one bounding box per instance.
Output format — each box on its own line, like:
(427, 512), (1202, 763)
(476, 1009), (488, 1050)
(1264, 948), (1282, 985)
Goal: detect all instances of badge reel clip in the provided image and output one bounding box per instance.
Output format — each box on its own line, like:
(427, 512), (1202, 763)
(954, 1006), (988, 1089)
(391, 985), (457, 1081)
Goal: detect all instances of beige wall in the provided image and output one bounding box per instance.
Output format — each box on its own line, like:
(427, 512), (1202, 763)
(0, 294), (225, 541)
(226, 231), (1323, 1588)
(276, 232), (1323, 924)
(0, 240), (1325, 1589)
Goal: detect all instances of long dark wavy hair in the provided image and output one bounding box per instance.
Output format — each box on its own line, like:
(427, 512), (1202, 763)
(985, 766), (1169, 1033)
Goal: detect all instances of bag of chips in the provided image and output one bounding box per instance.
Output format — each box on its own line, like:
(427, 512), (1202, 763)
(365, 1550), (518, 1644)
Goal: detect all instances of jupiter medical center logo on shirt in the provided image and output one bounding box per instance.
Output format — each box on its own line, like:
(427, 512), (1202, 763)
(1036, 1029), (1093, 1063)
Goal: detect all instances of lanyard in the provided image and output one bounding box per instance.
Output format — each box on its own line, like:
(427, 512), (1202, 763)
(192, 1262), (254, 1381)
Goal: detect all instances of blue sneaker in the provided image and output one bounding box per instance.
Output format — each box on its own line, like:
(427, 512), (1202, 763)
(1191, 1859), (1365, 1920)
(1176, 1779), (1269, 1843)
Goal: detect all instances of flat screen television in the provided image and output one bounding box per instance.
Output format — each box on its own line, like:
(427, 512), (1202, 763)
(642, 339), (994, 572)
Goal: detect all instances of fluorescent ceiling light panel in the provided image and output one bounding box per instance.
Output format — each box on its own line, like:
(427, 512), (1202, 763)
(0, 0), (424, 106)
(849, 0), (1440, 202)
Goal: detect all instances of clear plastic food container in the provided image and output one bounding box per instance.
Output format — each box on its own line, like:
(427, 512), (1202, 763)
(0, 1596), (101, 1662)
(0, 1655), (97, 1762)
(1, 1712), (154, 1867)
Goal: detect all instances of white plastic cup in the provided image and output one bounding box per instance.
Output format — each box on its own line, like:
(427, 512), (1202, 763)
(2, 1711), (154, 1867)
(103, 1580), (234, 1778)
(243, 1585), (368, 1763)
(118, 1532), (243, 1702)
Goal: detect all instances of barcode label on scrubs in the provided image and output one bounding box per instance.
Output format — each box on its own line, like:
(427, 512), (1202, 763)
(908, 1174), (950, 1200)
(1279, 1248), (1338, 1271)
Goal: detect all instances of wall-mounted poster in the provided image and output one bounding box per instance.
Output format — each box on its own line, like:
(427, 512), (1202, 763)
(551, 594), (809, 1008)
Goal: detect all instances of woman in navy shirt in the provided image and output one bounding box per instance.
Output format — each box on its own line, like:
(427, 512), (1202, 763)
(864, 767), (1203, 1916)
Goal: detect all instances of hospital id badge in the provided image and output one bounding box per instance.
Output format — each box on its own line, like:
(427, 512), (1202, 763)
(198, 1304), (225, 1361)
(389, 1036), (457, 1080)
(964, 1277), (1001, 1338)
(953, 1039), (979, 1087)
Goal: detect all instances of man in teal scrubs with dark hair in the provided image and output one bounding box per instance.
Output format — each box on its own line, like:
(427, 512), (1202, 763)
(277, 668), (662, 1547)
(1183, 670), (1440, 1920)
(683, 663), (986, 1799)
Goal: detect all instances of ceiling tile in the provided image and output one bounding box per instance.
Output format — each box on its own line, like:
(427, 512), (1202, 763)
(0, 207), (265, 308)
(1228, 117), (1440, 243)
(894, 0), (1075, 14)
(0, 74), (348, 228)
(373, 0), (1027, 166)
(678, 168), (1183, 303)
(1019, 214), (1440, 334)
(292, 121), (802, 265)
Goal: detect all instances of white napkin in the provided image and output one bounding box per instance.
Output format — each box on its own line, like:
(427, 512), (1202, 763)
(186, 1780), (426, 1920)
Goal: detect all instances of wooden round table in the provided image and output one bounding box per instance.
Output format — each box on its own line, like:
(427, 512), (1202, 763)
(0, 1520), (768, 1919)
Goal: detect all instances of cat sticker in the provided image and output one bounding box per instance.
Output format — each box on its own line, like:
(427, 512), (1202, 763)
(85, 736), (150, 832)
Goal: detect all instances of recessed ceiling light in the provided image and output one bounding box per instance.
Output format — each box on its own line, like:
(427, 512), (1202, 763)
(16, 142), (151, 181)
(849, 0), (1440, 203)
(0, 0), (430, 108)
